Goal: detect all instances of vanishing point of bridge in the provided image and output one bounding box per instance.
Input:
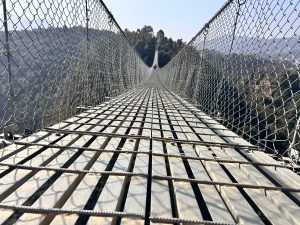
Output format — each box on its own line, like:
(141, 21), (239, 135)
(0, 0), (300, 224)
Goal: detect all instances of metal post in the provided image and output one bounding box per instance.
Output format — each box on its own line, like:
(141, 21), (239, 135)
(85, 0), (89, 56)
(2, 0), (16, 140)
(119, 42), (123, 91)
(108, 18), (113, 96)
(289, 115), (300, 163)
(85, 0), (90, 107)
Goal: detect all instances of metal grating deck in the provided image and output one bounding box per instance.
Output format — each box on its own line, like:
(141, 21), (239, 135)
(0, 84), (300, 225)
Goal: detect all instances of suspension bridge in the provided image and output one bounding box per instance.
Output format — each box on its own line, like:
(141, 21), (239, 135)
(0, 0), (300, 224)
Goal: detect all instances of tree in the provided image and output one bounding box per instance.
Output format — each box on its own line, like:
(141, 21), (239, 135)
(141, 25), (153, 34)
(157, 30), (165, 40)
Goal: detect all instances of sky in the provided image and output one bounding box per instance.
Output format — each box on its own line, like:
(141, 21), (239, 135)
(104, 1), (227, 42)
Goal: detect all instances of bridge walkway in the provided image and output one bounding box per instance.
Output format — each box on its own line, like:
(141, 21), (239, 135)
(0, 80), (300, 225)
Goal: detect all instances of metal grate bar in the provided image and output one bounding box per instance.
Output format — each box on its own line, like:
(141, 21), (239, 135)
(11, 141), (292, 169)
(44, 127), (259, 150)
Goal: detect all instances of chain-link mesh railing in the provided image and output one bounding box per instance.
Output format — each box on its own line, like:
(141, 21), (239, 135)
(0, 0), (149, 139)
(157, 0), (300, 163)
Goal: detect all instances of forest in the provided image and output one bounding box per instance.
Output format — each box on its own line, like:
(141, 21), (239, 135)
(124, 25), (185, 67)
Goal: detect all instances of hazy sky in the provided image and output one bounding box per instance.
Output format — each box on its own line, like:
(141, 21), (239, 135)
(104, 1), (227, 42)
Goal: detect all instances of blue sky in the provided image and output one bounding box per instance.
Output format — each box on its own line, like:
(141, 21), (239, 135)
(104, 1), (227, 42)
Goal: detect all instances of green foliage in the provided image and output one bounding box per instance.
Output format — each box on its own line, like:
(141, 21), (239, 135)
(235, 68), (300, 153)
(124, 26), (185, 67)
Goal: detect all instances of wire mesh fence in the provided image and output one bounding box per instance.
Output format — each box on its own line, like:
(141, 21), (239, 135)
(0, 0), (149, 138)
(157, 0), (300, 162)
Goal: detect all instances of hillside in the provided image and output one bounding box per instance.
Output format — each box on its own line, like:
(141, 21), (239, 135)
(0, 27), (129, 133)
